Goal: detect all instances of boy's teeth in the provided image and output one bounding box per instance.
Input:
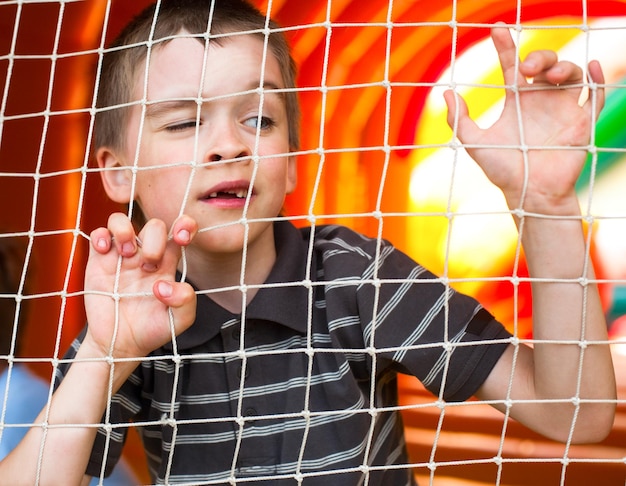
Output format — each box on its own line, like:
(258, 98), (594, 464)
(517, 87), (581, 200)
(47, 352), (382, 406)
(208, 190), (248, 198)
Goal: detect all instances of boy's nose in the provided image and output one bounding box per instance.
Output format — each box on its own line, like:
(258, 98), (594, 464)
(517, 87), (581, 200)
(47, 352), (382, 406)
(204, 124), (251, 164)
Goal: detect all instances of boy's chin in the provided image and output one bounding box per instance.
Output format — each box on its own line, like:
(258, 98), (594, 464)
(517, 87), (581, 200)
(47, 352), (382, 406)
(192, 220), (275, 252)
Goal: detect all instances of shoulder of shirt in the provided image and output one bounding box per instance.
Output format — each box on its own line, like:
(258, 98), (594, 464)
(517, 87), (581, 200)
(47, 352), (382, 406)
(299, 224), (387, 249)
(297, 224), (397, 267)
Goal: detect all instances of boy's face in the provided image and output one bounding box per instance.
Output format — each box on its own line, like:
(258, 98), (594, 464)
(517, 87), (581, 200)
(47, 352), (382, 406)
(98, 33), (296, 255)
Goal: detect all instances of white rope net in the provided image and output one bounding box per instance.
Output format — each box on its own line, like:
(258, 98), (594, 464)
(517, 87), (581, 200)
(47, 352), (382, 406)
(0, 0), (625, 485)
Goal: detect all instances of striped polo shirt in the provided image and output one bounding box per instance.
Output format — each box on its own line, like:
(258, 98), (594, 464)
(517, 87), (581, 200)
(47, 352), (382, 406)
(58, 221), (512, 485)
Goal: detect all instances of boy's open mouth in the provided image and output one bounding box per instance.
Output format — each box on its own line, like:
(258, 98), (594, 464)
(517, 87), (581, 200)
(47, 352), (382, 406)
(202, 181), (254, 202)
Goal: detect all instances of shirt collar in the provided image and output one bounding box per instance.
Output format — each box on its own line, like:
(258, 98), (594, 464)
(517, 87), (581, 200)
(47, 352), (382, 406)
(165, 220), (311, 351)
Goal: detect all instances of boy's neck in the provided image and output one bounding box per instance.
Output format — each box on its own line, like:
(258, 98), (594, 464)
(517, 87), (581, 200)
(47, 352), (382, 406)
(182, 234), (278, 315)
(201, 258), (274, 314)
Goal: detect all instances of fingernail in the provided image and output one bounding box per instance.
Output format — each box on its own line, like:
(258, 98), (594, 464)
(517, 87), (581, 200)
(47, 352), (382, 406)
(178, 229), (190, 243)
(97, 238), (107, 249)
(158, 281), (173, 297)
(122, 242), (134, 254)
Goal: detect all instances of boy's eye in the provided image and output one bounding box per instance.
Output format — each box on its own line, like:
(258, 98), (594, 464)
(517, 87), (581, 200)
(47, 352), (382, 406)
(166, 120), (200, 132)
(243, 115), (275, 130)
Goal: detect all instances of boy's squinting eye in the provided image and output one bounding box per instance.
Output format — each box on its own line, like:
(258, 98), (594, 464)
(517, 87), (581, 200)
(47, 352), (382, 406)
(166, 120), (200, 132)
(243, 115), (275, 130)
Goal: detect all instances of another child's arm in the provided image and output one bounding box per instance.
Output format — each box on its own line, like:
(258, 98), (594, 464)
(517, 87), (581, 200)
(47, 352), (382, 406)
(444, 26), (616, 444)
(0, 214), (197, 485)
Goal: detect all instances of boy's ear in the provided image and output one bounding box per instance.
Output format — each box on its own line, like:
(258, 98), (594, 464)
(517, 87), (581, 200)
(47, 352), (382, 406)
(286, 155), (298, 194)
(96, 147), (133, 203)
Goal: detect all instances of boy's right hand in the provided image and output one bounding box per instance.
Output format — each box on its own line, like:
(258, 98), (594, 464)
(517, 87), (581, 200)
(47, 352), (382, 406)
(83, 213), (198, 360)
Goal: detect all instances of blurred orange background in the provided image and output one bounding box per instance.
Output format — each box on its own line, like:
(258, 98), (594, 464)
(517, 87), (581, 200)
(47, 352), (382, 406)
(1, 1), (626, 484)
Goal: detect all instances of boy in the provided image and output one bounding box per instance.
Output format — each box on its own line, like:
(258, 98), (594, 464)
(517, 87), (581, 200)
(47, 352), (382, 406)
(0, 0), (616, 484)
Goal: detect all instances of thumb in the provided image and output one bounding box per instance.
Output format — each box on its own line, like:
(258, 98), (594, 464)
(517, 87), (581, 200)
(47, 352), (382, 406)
(443, 89), (479, 143)
(154, 280), (197, 335)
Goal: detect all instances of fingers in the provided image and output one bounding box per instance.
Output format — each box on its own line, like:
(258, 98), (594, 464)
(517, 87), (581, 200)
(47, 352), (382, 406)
(90, 213), (197, 254)
(443, 89), (481, 143)
(443, 89), (461, 128)
(587, 59), (606, 117)
(491, 25), (585, 88)
(493, 24), (602, 90)
(588, 59), (605, 86)
(490, 25), (525, 87)
(140, 215), (196, 273)
(89, 213), (135, 257)
(170, 214), (198, 247)
(492, 25), (572, 86)
(101, 212), (140, 257)
(91, 213), (198, 284)
(90, 226), (114, 254)
(137, 219), (169, 272)
(153, 280), (197, 332)
(89, 213), (198, 327)
(153, 279), (196, 312)
(519, 49), (558, 76)
(523, 56), (583, 87)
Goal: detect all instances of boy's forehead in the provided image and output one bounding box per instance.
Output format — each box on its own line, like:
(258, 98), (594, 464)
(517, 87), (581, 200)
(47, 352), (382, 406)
(136, 35), (284, 102)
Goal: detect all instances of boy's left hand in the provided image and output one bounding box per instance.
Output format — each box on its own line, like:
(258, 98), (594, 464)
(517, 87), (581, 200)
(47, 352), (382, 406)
(444, 25), (605, 215)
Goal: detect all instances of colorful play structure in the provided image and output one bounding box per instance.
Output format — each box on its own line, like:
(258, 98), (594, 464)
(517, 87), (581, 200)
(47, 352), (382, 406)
(1, 0), (625, 483)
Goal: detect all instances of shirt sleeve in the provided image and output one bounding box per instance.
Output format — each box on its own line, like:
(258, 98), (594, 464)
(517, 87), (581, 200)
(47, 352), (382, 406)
(317, 225), (512, 402)
(363, 240), (512, 401)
